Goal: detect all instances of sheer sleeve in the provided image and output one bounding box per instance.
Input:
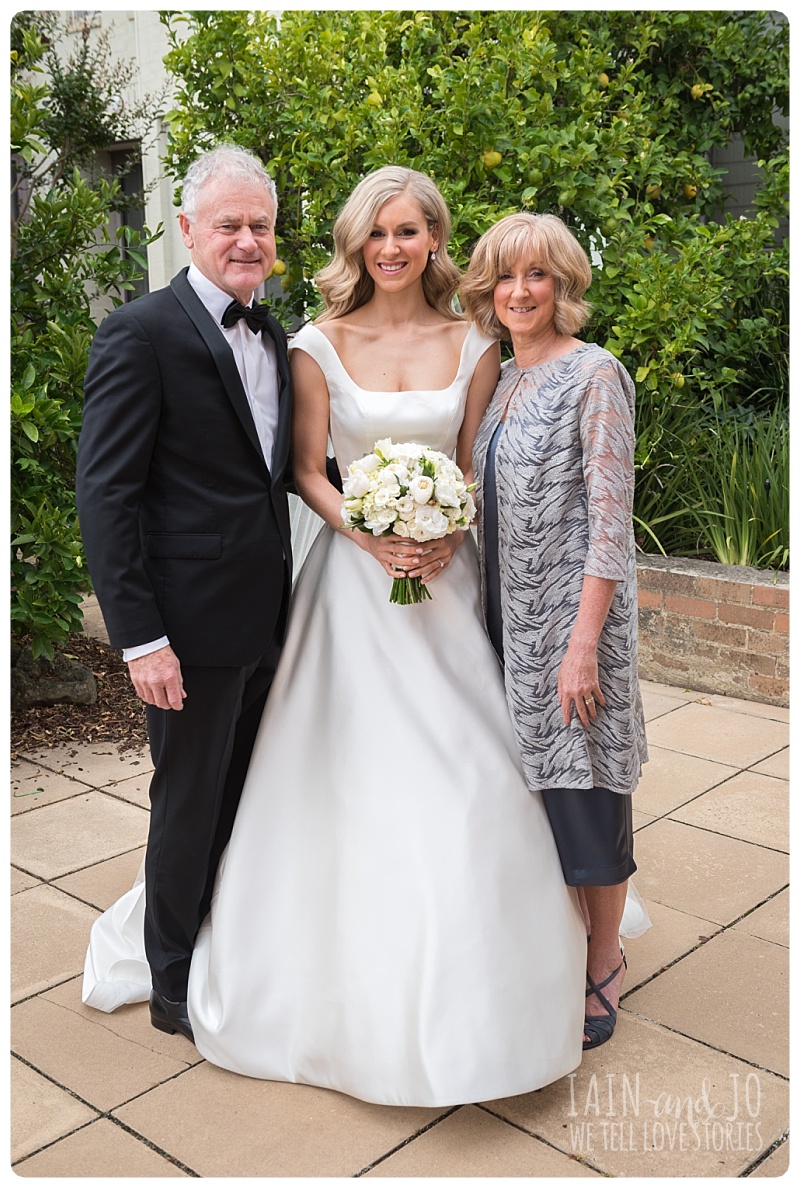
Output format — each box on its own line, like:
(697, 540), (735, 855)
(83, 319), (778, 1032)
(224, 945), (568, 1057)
(579, 358), (636, 581)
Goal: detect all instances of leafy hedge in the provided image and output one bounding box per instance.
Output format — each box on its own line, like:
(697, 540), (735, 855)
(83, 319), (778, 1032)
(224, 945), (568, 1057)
(161, 8), (789, 566)
(11, 14), (162, 658)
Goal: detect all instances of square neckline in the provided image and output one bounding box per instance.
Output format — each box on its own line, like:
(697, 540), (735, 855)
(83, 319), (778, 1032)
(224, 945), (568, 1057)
(298, 321), (479, 396)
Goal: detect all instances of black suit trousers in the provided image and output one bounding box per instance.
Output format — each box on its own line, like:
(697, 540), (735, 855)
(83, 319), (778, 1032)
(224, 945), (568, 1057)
(143, 654), (278, 999)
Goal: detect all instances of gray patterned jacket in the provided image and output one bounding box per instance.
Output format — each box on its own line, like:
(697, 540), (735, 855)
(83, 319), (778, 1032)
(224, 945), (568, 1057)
(473, 343), (648, 795)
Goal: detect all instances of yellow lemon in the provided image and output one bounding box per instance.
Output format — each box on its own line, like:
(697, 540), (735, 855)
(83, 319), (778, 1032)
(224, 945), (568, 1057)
(271, 259), (286, 276)
(598, 72), (610, 88)
(683, 183), (698, 200)
(645, 184), (661, 200)
(482, 150), (503, 169)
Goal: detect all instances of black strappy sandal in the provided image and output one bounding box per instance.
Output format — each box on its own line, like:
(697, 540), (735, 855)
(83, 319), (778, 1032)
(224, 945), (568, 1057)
(583, 952), (627, 1051)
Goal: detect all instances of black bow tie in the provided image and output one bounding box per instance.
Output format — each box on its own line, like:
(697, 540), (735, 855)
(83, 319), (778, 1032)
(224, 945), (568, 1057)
(221, 299), (272, 334)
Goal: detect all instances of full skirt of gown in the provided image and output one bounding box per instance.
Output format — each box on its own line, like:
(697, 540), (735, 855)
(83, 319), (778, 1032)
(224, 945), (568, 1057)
(183, 525), (587, 1106)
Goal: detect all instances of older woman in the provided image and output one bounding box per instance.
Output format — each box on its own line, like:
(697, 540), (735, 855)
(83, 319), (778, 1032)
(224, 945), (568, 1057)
(462, 212), (648, 1051)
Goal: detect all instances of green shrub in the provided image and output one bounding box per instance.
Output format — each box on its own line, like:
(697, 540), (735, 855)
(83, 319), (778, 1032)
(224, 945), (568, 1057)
(10, 14), (162, 659)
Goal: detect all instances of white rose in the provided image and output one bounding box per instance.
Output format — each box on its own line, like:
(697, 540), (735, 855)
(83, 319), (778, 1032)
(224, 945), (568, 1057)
(377, 468), (401, 491)
(395, 441), (425, 461)
(393, 519), (411, 537)
(386, 462), (410, 485)
(368, 507), (397, 534)
(409, 475), (435, 504)
(353, 453), (381, 474)
(434, 480), (460, 507)
(462, 492), (476, 522)
(413, 505), (450, 538)
(395, 495), (415, 520)
(344, 471), (371, 498)
(373, 486), (398, 508)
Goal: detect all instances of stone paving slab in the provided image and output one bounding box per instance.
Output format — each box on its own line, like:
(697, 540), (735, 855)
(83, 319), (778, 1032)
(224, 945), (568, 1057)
(9, 677), (789, 1178)
(19, 741), (153, 786)
(644, 702), (788, 768)
(669, 769), (788, 852)
(751, 745), (790, 780)
(631, 818), (789, 925)
(14, 1117), (189, 1178)
(12, 991), (196, 1114)
(11, 759), (94, 815)
(11, 884), (99, 1002)
(53, 845), (146, 912)
(11, 790), (148, 880)
(732, 889), (789, 948)
(625, 929), (789, 1078)
(364, 1104), (601, 1177)
(11, 1058), (98, 1163)
(484, 1014), (789, 1178)
(114, 1064), (452, 1177)
(634, 744), (739, 818)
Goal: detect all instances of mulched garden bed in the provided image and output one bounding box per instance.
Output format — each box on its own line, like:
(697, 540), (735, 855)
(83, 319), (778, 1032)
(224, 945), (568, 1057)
(11, 634), (148, 760)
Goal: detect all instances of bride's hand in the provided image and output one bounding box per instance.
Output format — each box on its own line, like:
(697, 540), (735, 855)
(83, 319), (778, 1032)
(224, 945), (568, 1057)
(352, 532), (426, 579)
(407, 532), (464, 584)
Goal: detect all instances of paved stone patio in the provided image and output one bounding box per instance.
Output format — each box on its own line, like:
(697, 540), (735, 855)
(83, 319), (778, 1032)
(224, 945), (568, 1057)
(11, 679), (789, 1177)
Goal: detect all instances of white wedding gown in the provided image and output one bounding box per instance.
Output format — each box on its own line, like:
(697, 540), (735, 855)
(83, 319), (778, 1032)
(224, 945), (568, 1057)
(83, 322), (649, 1107)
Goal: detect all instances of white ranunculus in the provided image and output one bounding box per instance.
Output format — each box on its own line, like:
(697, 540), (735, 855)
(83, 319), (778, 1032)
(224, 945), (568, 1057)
(409, 475), (435, 504)
(395, 495), (415, 520)
(393, 519), (411, 537)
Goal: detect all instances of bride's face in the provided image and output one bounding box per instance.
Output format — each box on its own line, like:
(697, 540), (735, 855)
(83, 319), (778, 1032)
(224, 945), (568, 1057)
(362, 194), (439, 294)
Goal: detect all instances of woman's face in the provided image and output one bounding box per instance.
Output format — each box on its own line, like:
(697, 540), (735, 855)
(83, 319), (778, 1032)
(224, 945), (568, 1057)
(361, 193), (439, 294)
(493, 262), (557, 341)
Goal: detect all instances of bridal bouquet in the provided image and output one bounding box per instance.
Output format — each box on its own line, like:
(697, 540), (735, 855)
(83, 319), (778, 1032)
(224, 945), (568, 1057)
(341, 439), (476, 604)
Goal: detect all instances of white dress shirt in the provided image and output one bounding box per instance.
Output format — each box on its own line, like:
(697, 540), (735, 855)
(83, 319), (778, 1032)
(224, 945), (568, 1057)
(123, 266), (281, 662)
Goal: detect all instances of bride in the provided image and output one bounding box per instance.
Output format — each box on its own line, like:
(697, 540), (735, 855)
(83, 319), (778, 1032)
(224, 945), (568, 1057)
(83, 166), (629, 1107)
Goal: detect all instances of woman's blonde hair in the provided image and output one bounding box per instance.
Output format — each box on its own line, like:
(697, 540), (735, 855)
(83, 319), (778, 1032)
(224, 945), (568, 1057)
(316, 166), (462, 321)
(461, 212), (592, 340)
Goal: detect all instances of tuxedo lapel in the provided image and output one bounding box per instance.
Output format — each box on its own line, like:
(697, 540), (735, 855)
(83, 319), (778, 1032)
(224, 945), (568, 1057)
(262, 314), (292, 482)
(170, 269), (269, 473)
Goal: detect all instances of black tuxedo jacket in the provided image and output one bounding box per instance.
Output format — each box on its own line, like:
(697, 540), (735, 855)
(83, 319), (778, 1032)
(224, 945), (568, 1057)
(76, 268), (293, 667)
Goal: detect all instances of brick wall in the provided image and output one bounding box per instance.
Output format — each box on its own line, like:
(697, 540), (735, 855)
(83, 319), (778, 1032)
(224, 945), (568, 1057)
(636, 555), (789, 707)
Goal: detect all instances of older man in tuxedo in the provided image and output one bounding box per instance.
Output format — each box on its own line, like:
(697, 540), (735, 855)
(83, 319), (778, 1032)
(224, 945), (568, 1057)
(77, 144), (293, 1042)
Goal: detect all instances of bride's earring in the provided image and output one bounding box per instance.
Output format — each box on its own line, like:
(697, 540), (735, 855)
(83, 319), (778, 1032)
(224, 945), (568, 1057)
(430, 250), (437, 263)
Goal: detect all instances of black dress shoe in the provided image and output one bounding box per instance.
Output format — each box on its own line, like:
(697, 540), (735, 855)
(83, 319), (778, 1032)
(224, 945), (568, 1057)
(150, 989), (194, 1044)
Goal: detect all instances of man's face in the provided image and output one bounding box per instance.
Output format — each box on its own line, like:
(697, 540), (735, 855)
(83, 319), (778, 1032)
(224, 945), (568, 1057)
(179, 175), (277, 304)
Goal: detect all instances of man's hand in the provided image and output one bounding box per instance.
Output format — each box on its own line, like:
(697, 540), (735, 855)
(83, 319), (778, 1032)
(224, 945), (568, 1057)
(127, 645), (186, 711)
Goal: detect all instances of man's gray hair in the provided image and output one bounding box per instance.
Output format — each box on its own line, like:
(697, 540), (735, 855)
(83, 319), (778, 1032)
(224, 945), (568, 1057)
(180, 144), (278, 220)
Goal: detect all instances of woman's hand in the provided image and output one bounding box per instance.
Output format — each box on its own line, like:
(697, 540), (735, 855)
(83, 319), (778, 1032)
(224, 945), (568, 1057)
(352, 530), (463, 583)
(557, 639), (606, 728)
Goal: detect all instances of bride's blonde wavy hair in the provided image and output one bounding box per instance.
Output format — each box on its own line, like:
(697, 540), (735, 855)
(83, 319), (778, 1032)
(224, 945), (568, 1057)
(315, 166), (462, 322)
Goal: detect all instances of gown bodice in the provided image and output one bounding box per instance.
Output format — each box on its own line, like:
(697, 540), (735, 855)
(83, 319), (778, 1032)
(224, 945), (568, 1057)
(288, 321), (497, 472)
